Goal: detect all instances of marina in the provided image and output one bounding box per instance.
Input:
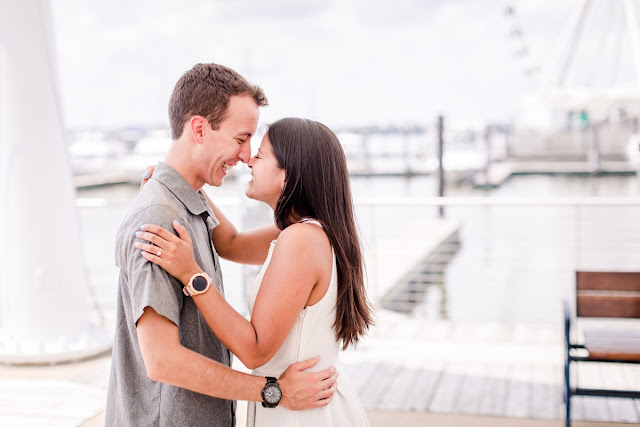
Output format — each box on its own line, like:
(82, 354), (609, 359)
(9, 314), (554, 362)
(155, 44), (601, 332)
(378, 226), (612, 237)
(5, 118), (640, 425)
(3, 0), (640, 425)
(4, 172), (640, 425)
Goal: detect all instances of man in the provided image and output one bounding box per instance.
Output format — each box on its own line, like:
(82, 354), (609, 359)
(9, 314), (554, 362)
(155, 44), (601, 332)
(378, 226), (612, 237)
(106, 63), (337, 426)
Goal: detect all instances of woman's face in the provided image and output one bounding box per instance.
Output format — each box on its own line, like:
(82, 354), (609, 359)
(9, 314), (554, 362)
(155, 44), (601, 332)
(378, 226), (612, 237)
(246, 134), (286, 209)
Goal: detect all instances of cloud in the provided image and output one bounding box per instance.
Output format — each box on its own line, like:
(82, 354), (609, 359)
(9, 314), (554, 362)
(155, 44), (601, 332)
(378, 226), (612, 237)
(49, 0), (581, 130)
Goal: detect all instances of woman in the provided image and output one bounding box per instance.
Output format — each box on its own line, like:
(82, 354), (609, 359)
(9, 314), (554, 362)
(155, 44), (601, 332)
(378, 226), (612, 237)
(136, 117), (373, 426)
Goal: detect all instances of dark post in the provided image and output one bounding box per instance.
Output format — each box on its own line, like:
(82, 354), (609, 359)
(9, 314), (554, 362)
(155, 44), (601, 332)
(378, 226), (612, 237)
(483, 125), (492, 183)
(505, 124), (513, 159)
(437, 115), (445, 217)
(404, 128), (412, 176)
(361, 130), (371, 174)
(590, 122), (600, 173)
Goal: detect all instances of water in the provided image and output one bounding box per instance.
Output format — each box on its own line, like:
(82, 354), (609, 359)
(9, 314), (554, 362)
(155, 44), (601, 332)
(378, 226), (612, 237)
(77, 172), (640, 327)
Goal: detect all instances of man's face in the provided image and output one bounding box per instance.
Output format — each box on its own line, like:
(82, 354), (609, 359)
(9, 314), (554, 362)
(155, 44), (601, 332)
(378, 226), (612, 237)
(200, 95), (259, 187)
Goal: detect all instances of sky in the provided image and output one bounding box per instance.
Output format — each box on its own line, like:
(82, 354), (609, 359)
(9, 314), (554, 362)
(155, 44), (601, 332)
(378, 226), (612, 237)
(50, 0), (583, 131)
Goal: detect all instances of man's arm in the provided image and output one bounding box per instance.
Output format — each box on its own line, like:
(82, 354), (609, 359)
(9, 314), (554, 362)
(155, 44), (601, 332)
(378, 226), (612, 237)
(205, 192), (280, 265)
(136, 307), (338, 409)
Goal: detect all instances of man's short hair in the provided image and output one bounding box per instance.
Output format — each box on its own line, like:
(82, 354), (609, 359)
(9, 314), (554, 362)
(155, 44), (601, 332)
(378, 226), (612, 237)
(168, 63), (268, 140)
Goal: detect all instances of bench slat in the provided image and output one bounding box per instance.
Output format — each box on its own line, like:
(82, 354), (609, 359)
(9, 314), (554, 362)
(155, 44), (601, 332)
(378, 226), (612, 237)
(583, 328), (640, 361)
(576, 271), (640, 292)
(576, 295), (640, 318)
(585, 350), (640, 362)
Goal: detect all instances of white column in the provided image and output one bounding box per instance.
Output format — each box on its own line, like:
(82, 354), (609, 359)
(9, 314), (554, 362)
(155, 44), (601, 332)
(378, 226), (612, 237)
(0, 0), (110, 363)
(625, 0), (640, 94)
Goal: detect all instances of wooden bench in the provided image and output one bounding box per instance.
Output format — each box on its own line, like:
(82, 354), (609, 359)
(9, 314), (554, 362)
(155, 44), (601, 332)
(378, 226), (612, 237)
(564, 271), (640, 427)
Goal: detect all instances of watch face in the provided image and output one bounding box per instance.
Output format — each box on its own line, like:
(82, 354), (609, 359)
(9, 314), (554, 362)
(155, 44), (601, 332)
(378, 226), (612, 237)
(264, 384), (282, 404)
(192, 275), (208, 292)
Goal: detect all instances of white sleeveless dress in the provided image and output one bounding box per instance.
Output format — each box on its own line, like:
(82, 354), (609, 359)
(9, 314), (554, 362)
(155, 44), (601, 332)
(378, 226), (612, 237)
(246, 220), (370, 427)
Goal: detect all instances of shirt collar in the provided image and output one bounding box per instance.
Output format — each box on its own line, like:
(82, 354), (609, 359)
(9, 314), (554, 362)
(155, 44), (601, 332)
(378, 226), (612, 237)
(151, 162), (218, 225)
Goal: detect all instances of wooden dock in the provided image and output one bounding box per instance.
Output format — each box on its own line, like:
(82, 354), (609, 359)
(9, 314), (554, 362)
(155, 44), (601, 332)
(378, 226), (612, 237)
(73, 171), (134, 188)
(1, 315), (638, 426)
(363, 217), (462, 301)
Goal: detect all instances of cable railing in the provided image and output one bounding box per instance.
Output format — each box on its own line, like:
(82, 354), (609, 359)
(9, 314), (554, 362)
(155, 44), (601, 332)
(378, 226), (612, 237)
(353, 196), (640, 206)
(76, 196), (640, 325)
(351, 197), (640, 323)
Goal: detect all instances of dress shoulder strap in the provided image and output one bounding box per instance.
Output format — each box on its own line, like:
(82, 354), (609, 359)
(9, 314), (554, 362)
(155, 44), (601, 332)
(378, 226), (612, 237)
(298, 218), (323, 228)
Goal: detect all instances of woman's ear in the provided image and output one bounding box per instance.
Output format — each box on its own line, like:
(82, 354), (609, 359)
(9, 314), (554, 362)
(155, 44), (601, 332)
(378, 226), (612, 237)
(280, 172), (287, 190)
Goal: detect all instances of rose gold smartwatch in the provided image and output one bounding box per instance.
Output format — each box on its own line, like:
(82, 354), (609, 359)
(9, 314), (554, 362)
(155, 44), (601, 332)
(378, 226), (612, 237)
(183, 272), (212, 297)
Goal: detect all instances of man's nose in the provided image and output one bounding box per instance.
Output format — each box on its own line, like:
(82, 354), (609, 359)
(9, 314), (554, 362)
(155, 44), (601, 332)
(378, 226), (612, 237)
(238, 142), (251, 163)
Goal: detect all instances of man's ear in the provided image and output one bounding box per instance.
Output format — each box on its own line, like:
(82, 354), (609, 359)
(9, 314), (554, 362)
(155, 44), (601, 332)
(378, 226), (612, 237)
(189, 116), (206, 144)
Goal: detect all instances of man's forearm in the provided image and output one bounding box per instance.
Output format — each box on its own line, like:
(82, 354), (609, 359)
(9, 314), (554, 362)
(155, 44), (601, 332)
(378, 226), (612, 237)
(145, 337), (339, 411)
(138, 306), (265, 402)
(149, 342), (265, 402)
(137, 306), (336, 410)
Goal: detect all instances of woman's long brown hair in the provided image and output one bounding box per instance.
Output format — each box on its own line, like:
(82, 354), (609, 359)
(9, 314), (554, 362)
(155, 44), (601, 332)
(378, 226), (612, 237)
(267, 117), (373, 350)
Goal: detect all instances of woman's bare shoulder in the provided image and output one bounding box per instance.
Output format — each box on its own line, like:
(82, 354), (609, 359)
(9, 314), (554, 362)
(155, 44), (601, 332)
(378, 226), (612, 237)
(274, 222), (331, 255)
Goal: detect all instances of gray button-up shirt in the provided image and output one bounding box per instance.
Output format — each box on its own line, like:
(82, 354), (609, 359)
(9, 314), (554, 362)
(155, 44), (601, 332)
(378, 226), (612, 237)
(106, 162), (234, 427)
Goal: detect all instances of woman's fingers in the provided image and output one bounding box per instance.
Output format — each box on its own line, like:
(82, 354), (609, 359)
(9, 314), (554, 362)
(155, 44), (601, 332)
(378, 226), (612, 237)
(139, 165), (156, 190)
(136, 222), (200, 285)
(172, 220), (193, 245)
(135, 241), (164, 257)
(135, 231), (167, 247)
(140, 249), (163, 266)
(140, 224), (178, 241)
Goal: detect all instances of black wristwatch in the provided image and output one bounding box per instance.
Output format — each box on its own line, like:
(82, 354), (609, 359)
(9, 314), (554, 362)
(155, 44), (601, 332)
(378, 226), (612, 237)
(261, 376), (282, 408)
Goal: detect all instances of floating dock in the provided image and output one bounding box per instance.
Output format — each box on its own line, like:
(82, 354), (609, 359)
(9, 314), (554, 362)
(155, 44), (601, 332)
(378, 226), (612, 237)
(472, 159), (637, 189)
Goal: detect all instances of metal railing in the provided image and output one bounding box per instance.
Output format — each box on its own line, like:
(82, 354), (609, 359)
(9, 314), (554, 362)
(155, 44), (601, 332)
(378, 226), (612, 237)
(353, 197), (640, 323)
(76, 196), (640, 324)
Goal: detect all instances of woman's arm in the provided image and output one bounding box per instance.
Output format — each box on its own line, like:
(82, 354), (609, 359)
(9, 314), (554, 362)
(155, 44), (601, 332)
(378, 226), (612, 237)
(140, 166), (279, 265)
(137, 222), (332, 369)
(204, 192), (280, 265)
(199, 223), (331, 368)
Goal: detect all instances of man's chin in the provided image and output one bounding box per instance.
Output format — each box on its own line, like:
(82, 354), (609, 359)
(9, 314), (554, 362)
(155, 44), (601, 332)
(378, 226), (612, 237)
(208, 177), (224, 187)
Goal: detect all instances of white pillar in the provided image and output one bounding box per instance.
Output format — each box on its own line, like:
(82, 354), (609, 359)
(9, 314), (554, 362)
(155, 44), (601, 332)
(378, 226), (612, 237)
(0, 0), (110, 363)
(624, 0), (640, 91)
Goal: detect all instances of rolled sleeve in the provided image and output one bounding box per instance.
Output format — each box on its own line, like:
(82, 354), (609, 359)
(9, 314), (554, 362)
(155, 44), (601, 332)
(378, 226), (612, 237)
(118, 204), (184, 327)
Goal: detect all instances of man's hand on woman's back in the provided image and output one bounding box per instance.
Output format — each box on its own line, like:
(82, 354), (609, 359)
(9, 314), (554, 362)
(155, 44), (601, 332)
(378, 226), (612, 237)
(278, 356), (339, 410)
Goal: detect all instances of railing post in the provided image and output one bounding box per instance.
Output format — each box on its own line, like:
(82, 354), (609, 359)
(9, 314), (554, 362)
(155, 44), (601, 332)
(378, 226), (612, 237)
(483, 124), (493, 184)
(588, 122), (601, 173)
(437, 115), (445, 217)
